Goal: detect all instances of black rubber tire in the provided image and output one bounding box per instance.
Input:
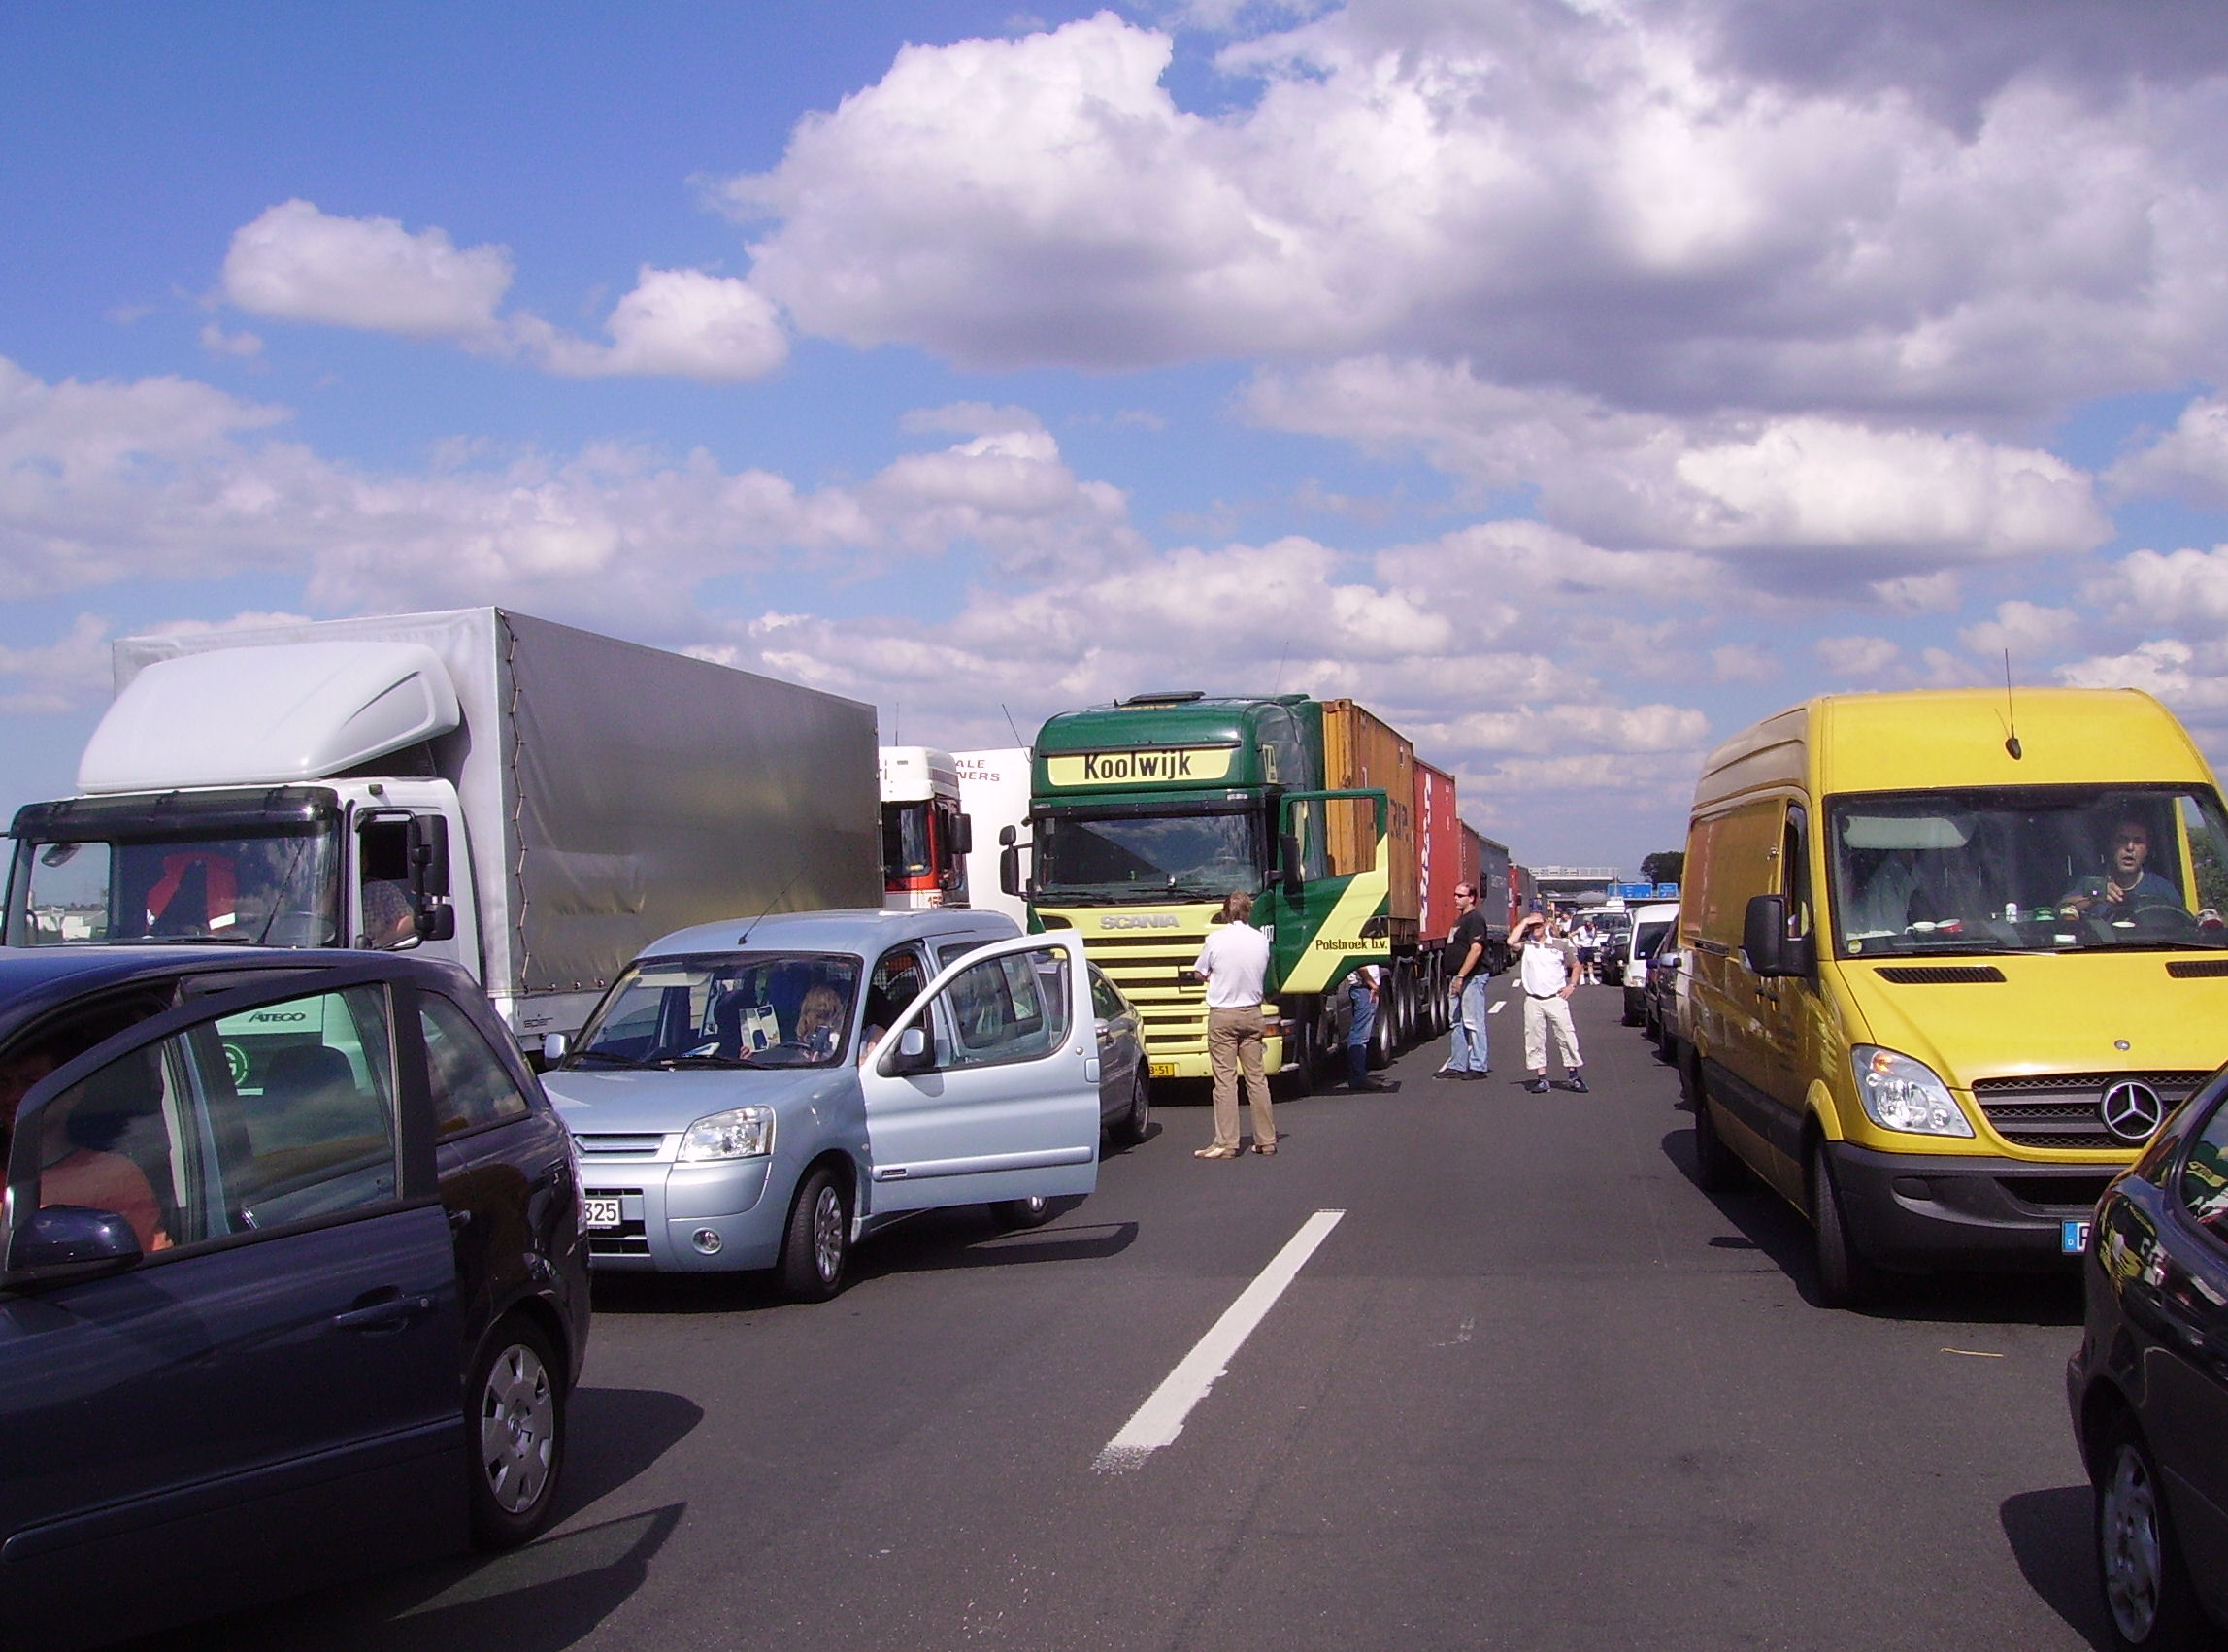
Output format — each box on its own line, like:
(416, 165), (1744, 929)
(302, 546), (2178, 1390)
(2094, 1410), (2203, 1650)
(1809, 1140), (1879, 1309)
(466, 1312), (567, 1551)
(1691, 1077), (1746, 1194)
(777, 1164), (850, 1303)
(989, 1193), (1058, 1231)
(1284, 1016), (1316, 1097)
(1111, 1066), (1150, 1147)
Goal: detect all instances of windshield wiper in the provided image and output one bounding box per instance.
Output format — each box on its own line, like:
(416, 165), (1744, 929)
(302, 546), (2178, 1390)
(654, 1054), (751, 1069)
(566, 1048), (641, 1066)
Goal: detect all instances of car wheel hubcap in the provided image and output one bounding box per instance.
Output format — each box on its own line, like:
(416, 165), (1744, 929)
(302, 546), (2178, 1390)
(480, 1343), (554, 1516)
(1133, 1079), (1148, 1132)
(2102, 1444), (2164, 1641)
(813, 1185), (845, 1282)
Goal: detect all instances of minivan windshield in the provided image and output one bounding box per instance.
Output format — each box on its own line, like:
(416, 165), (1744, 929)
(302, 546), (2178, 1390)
(1035, 808), (1264, 899)
(566, 952), (860, 1069)
(1827, 785), (2228, 956)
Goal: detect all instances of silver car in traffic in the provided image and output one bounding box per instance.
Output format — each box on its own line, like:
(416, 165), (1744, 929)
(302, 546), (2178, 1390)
(541, 909), (1140, 1300)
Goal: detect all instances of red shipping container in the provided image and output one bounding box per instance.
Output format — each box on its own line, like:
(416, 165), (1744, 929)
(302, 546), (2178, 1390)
(1416, 759), (1464, 942)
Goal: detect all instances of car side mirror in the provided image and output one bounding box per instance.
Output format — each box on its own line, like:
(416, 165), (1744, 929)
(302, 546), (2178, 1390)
(883, 1024), (936, 1076)
(1280, 833), (1304, 894)
(951, 813), (974, 858)
(541, 1032), (568, 1063)
(1743, 894), (1814, 977)
(5, 1206), (142, 1289)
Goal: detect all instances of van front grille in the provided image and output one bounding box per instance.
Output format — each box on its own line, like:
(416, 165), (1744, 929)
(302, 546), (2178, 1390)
(1970, 1072), (2207, 1149)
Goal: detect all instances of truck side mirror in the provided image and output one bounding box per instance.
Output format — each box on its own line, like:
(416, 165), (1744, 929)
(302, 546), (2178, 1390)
(1742, 893), (1813, 977)
(951, 812), (974, 858)
(407, 814), (450, 899)
(1000, 843), (1021, 899)
(998, 824), (1017, 848)
(1280, 833), (1305, 894)
(416, 904), (457, 942)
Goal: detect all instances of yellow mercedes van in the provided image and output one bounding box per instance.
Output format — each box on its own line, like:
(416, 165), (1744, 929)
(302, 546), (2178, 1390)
(1679, 688), (2228, 1305)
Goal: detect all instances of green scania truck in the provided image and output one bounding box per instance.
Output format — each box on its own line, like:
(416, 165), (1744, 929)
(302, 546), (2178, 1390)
(1001, 690), (1466, 1082)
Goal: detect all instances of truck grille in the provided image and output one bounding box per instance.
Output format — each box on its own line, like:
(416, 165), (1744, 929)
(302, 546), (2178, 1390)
(1969, 1072), (2208, 1150)
(1074, 931), (1210, 1054)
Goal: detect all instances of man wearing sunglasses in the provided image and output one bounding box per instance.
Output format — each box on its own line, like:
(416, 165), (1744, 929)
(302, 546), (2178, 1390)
(1435, 883), (1492, 1080)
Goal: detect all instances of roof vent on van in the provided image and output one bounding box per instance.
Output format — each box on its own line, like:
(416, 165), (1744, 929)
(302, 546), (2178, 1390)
(1876, 965), (2007, 984)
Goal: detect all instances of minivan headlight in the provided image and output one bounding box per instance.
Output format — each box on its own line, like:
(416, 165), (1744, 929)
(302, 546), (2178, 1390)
(1850, 1046), (1974, 1138)
(677, 1106), (776, 1162)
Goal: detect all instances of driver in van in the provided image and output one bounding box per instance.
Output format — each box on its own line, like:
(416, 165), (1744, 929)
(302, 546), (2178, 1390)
(2058, 818), (2183, 917)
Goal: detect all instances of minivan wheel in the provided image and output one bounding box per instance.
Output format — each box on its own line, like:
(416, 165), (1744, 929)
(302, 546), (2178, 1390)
(467, 1313), (566, 1550)
(778, 1166), (849, 1302)
(1112, 1067), (1150, 1147)
(2096, 1414), (2200, 1650)
(990, 1194), (1058, 1232)
(1809, 1141), (1878, 1309)
(1690, 1082), (1745, 1194)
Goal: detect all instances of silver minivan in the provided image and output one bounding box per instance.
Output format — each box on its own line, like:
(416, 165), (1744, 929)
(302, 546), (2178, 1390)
(541, 909), (1126, 1299)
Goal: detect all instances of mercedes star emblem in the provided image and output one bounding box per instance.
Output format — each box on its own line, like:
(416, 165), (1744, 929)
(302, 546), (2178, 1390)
(2098, 1080), (2166, 1145)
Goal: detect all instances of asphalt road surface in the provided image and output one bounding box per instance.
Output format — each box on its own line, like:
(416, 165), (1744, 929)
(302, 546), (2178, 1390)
(163, 981), (2114, 1652)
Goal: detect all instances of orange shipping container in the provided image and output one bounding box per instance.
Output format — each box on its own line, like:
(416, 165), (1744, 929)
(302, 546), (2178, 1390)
(1321, 700), (1418, 931)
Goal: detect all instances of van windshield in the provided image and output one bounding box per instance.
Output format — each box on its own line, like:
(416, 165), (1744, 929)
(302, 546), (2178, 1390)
(1827, 786), (2228, 956)
(565, 952), (860, 1069)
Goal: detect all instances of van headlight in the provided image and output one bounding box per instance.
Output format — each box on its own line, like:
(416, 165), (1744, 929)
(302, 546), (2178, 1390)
(677, 1106), (776, 1162)
(1850, 1047), (1974, 1138)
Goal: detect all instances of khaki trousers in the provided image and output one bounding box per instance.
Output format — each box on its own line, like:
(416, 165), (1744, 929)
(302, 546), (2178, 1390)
(1523, 992), (1582, 1074)
(1208, 1005), (1275, 1149)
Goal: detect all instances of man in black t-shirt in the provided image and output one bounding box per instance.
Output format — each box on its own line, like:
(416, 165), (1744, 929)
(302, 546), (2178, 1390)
(1435, 885), (1494, 1079)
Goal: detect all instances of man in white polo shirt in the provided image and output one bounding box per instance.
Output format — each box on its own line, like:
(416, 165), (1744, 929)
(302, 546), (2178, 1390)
(1188, 890), (1277, 1157)
(1515, 910), (1588, 1093)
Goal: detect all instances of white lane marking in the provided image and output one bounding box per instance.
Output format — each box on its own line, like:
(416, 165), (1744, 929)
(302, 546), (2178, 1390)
(1486, 1000), (1506, 1014)
(1094, 1208), (1346, 1472)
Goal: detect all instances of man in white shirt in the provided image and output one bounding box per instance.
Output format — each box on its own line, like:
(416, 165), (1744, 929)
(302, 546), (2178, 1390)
(1515, 911), (1588, 1093)
(1189, 891), (1277, 1157)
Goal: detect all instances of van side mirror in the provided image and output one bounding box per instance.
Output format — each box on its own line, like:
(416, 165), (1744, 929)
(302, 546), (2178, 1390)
(1280, 833), (1304, 894)
(5, 1206), (141, 1289)
(1743, 894), (1814, 977)
(884, 1024), (936, 1076)
(950, 813), (974, 858)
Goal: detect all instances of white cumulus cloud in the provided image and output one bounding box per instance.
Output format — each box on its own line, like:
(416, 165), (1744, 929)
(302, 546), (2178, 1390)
(223, 200), (515, 339)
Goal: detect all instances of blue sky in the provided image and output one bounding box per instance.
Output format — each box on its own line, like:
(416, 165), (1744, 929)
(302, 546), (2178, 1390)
(6, 1), (2228, 870)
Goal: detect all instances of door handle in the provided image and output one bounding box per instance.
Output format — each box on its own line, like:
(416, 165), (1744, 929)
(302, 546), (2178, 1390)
(332, 1289), (435, 1333)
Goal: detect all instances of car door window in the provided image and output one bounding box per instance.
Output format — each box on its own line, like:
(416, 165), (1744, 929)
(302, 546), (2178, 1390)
(2182, 1100), (2228, 1239)
(1090, 967), (1125, 1020)
(419, 994), (531, 1136)
(933, 946), (1072, 1070)
(27, 986), (400, 1249)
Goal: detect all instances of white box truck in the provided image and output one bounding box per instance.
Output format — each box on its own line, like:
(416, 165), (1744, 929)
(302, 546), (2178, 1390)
(5, 608), (881, 1051)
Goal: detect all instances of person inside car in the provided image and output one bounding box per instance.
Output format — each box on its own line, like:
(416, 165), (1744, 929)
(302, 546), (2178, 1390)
(2059, 818), (2183, 917)
(0, 1041), (171, 1252)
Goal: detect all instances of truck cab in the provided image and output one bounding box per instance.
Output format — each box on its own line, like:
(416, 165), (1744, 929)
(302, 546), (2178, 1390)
(879, 746), (973, 909)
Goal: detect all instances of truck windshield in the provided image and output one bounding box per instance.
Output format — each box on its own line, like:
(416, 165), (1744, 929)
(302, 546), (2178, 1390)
(1035, 809), (1263, 898)
(1827, 785), (2228, 956)
(12, 827), (341, 946)
(882, 801), (932, 881)
(566, 952), (860, 1069)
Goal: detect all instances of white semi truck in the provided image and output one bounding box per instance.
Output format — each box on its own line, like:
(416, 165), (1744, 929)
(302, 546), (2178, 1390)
(877, 745), (970, 909)
(4, 608), (881, 1054)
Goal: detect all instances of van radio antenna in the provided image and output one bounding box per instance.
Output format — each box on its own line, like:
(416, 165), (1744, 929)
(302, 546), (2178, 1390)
(737, 868), (803, 945)
(2002, 651), (2022, 761)
(1272, 641), (1291, 696)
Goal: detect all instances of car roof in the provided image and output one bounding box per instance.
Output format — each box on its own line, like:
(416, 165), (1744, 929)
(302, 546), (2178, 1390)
(0, 945), (463, 1047)
(637, 907), (1022, 961)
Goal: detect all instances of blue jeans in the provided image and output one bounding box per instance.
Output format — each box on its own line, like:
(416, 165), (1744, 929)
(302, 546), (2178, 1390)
(1346, 982), (1377, 1085)
(1446, 975), (1490, 1073)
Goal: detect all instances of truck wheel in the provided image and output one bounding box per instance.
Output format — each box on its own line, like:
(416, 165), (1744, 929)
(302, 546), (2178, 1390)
(2094, 1411), (2201, 1650)
(1111, 1067), (1150, 1147)
(1809, 1140), (1879, 1309)
(1285, 1019), (1316, 1096)
(467, 1313), (566, 1550)
(990, 1194), (1057, 1231)
(777, 1166), (849, 1302)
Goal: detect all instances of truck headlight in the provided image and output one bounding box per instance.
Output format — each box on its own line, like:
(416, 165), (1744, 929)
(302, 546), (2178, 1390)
(677, 1106), (776, 1162)
(1850, 1046), (1974, 1138)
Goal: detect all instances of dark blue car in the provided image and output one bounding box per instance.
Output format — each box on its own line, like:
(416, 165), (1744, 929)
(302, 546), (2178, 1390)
(0, 946), (590, 1648)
